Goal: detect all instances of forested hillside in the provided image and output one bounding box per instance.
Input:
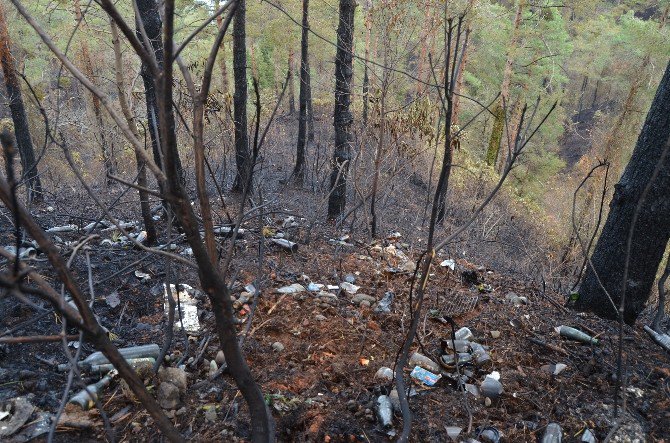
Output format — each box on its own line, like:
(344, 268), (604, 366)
(0, 0), (669, 441)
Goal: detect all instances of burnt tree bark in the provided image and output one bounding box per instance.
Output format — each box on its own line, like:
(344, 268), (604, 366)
(0, 2), (42, 201)
(287, 49), (296, 114)
(136, 0), (184, 184)
(111, 20), (157, 245)
(327, 0), (355, 219)
(293, 0), (310, 182)
(576, 60), (670, 325)
(74, 0), (115, 182)
(231, 0), (251, 192)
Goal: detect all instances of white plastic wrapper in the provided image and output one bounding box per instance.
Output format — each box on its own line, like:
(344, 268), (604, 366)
(163, 284), (200, 333)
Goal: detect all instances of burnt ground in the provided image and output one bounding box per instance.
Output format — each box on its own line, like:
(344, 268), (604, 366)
(1, 189), (669, 443)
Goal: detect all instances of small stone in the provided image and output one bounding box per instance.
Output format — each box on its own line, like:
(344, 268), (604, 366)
(272, 342), (285, 352)
(490, 330), (500, 338)
(158, 367), (188, 391)
(315, 314), (326, 321)
(175, 407), (187, 416)
(344, 274), (356, 284)
(352, 293), (376, 305)
(360, 300), (371, 308)
(485, 397), (492, 407)
(347, 400), (358, 412)
(157, 382), (180, 409)
(215, 350), (225, 365)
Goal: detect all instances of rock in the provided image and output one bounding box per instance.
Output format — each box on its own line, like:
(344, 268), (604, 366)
(316, 292), (338, 305)
(314, 314), (326, 322)
(272, 342), (285, 352)
(157, 382), (180, 409)
(215, 350), (225, 366)
(352, 293), (376, 306)
(360, 300), (371, 308)
(158, 367), (188, 391)
(490, 330), (500, 338)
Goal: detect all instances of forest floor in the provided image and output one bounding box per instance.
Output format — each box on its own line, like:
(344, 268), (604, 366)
(1, 187), (669, 443)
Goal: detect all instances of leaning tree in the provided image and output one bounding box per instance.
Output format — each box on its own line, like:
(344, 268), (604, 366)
(576, 59), (670, 325)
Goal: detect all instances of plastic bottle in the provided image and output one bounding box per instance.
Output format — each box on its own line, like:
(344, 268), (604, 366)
(643, 325), (670, 352)
(69, 371), (116, 410)
(557, 326), (599, 345)
(58, 344), (160, 371)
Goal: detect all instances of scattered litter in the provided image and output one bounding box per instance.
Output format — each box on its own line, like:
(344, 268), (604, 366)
(506, 292), (528, 306)
(105, 291), (120, 308)
(374, 367), (394, 381)
(626, 386), (644, 398)
(441, 353), (472, 366)
(477, 283), (494, 293)
(282, 216), (299, 228)
(445, 426), (462, 441)
(541, 422), (562, 443)
(0, 397), (35, 438)
(2, 246), (36, 259)
(135, 231), (147, 244)
(480, 372), (503, 399)
(464, 383), (480, 397)
(69, 371), (117, 410)
(344, 274), (356, 284)
(376, 395), (393, 428)
(477, 426), (501, 443)
(276, 283), (306, 294)
(46, 224), (78, 233)
(374, 291), (394, 313)
(272, 342), (285, 352)
(58, 344), (160, 372)
(307, 283), (322, 292)
(643, 325), (670, 352)
(89, 358), (155, 375)
(271, 238), (298, 252)
(134, 270), (151, 282)
(581, 428), (596, 443)
(440, 259), (456, 270)
(455, 327), (473, 341)
(212, 226), (245, 237)
(387, 231), (402, 239)
(409, 352), (441, 373)
(326, 285), (340, 291)
(442, 293), (479, 317)
(359, 357), (370, 366)
(164, 284), (200, 333)
(556, 325), (599, 345)
(443, 340), (471, 353)
(466, 342), (490, 368)
(410, 366), (441, 386)
(340, 282), (360, 294)
(541, 363), (567, 375)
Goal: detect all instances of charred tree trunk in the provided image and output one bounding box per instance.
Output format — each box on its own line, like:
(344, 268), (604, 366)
(362, 0), (372, 125)
(293, 0), (311, 182)
(216, 0), (232, 117)
(576, 60), (670, 325)
(74, 0), (115, 182)
(287, 49), (296, 115)
(136, 0), (184, 185)
(327, 0), (355, 219)
(0, 3), (42, 201)
(111, 20), (157, 245)
(231, 0), (251, 192)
